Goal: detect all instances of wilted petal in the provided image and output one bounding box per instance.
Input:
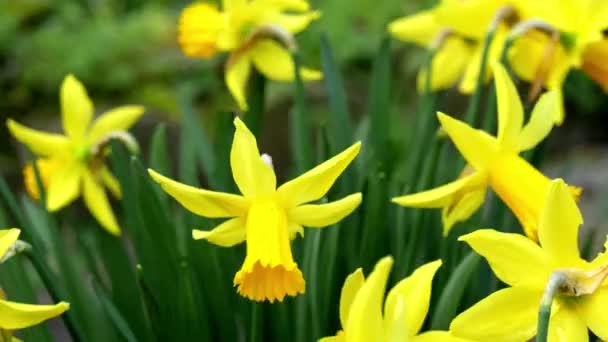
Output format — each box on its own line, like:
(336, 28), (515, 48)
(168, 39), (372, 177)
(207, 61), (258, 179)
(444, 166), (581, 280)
(288, 193), (361, 228)
(192, 217), (245, 247)
(60, 75), (93, 141)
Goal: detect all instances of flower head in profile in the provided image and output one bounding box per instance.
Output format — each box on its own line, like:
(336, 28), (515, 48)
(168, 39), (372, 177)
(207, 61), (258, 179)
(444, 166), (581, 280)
(178, 0), (322, 110)
(450, 179), (608, 342)
(1, 229), (70, 339)
(393, 63), (580, 240)
(149, 117), (361, 302)
(7, 75), (144, 235)
(320, 256), (470, 342)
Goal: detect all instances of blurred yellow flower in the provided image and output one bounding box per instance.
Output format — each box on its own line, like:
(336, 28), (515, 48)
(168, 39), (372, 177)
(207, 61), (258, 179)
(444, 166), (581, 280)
(388, 0), (514, 93)
(0, 229), (69, 340)
(450, 179), (608, 342)
(319, 256), (470, 342)
(6, 75), (144, 236)
(393, 63), (580, 239)
(178, 0), (322, 110)
(149, 117), (361, 302)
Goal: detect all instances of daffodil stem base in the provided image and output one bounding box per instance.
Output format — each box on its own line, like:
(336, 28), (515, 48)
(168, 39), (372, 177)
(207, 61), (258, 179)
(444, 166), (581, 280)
(537, 272), (567, 342)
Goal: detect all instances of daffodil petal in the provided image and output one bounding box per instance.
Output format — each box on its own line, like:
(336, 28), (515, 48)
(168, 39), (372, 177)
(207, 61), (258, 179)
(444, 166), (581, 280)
(548, 306), (588, 342)
(6, 119), (70, 157)
(0, 229), (20, 260)
(459, 229), (552, 288)
(288, 222), (304, 239)
(83, 170), (120, 236)
(418, 38), (473, 92)
(264, 12), (321, 34)
(226, 54), (251, 111)
(442, 185), (486, 236)
(288, 193), (361, 228)
(261, 0), (310, 11)
(437, 112), (499, 171)
(60, 74), (93, 140)
(450, 287), (541, 342)
(552, 87), (565, 126)
(459, 42), (487, 95)
(384, 260), (442, 336)
(250, 40), (322, 81)
(231, 117), (276, 197)
(344, 256), (393, 342)
(538, 179), (583, 267)
(101, 167), (121, 199)
(577, 287), (608, 340)
(222, 0), (245, 11)
(493, 62), (524, 150)
(339, 268), (365, 328)
(412, 331), (474, 342)
(387, 10), (440, 47)
(88, 105), (145, 143)
(46, 162), (82, 211)
(277, 142), (361, 208)
(148, 169), (248, 218)
(518, 91), (558, 152)
(192, 217), (245, 247)
(393, 171), (486, 208)
(0, 300), (69, 330)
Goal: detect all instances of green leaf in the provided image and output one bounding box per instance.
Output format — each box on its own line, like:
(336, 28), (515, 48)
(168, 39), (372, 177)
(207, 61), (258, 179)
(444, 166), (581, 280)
(290, 51), (314, 174)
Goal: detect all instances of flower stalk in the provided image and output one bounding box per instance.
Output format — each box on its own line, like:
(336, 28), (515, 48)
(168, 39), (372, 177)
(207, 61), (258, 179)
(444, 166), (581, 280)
(536, 271), (568, 342)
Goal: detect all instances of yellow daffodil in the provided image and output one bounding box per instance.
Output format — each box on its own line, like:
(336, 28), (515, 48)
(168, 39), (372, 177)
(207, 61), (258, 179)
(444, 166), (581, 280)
(0, 229), (69, 341)
(450, 179), (608, 342)
(149, 117), (361, 302)
(6, 75), (144, 236)
(388, 0), (514, 93)
(319, 256), (471, 342)
(509, 0), (608, 123)
(393, 63), (580, 240)
(178, 0), (322, 110)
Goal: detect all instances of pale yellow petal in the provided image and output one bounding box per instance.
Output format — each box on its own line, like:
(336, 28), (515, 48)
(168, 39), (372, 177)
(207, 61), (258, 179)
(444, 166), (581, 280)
(82, 170), (120, 236)
(441, 185), (486, 236)
(277, 142), (361, 208)
(493, 62), (524, 150)
(437, 112), (499, 171)
(418, 38), (473, 92)
(459, 229), (552, 288)
(0, 229), (20, 260)
(148, 169), (248, 218)
(384, 260), (442, 336)
(6, 119), (70, 157)
(339, 268), (365, 328)
(518, 91), (558, 152)
(263, 11), (321, 34)
(88, 105), (145, 143)
(192, 217), (245, 247)
(547, 306), (588, 342)
(538, 179), (583, 267)
(577, 287), (608, 340)
(388, 10), (440, 47)
(60, 74), (93, 140)
(226, 54), (251, 111)
(101, 167), (121, 199)
(450, 287), (540, 342)
(344, 257), (393, 342)
(250, 40), (322, 81)
(46, 162), (82, 211)
(0, 300), (69, 330)
(288, 193), (361, 228)
(231, 117), (276, 198)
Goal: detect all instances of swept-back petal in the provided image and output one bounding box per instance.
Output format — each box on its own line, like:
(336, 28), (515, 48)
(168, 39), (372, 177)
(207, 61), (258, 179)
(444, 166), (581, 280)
(226, 54), (252, 111)
(384, 260), (442, 337)
(450, 287), (541, 342)
(0, 229), (20, 260)
(88, 105), (145, 143)
(262, 11), (321, 34)
(344, 256), (393, 342)
(417, 38), (473, 92)
(412, 331), (475, 342)
(437, 112), (499, 170)
(442, 185), (486, 236)
(82, 170), (120, 236)
(0, 300), (69, 330)
(577, 287), (608, 340)
(231, 117), (276, 198)
(277, 142), (361, 208)
(60, 74), (93, 140)
(287, 193), (361, 228)
(6, 119), (70, 157)
(459, 229), (552, 288)
(493, 63), (524, 150)
(339, 268), (365, 328)
(148, 169), (248, 218)
(518, 91), (558, 152)
(46, 161), (83, 211)
(538, 179), (583, 267)
(387, 11), (440, 47)
(100, 167), (121, 199)
(548, 306), (588, 342)
(192, 217), (245, 247)
(250, 40), (322, 81)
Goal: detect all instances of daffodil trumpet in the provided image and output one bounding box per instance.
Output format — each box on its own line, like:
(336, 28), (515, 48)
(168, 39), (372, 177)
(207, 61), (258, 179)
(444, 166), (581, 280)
(149, 117), (361, 302)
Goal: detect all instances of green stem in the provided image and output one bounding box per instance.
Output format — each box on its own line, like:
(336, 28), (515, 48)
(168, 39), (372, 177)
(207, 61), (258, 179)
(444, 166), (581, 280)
(290, 51), (313, 174)
(537, 272), (567, 342)
(250, 303), (261, 342)
(464, 29), (495, 127)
